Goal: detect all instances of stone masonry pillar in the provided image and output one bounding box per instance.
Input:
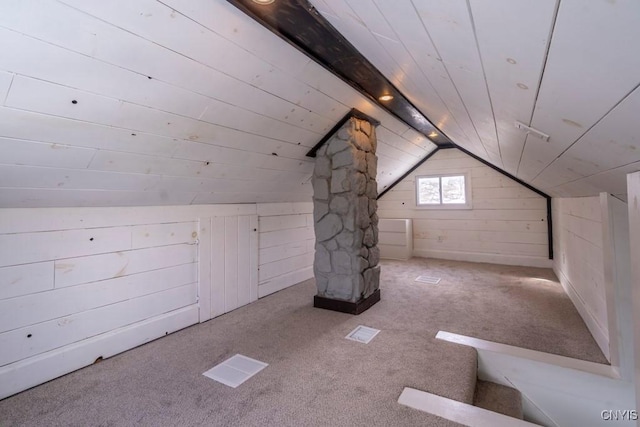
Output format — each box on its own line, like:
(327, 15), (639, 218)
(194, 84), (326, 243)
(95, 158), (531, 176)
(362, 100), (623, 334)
(312, 114), (380, 314)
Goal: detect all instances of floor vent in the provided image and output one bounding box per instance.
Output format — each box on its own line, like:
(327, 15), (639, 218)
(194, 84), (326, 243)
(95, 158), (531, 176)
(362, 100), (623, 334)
(203, 354), (268, 388)
(415, 275), (441, 285)
(346, 325), (380, 344)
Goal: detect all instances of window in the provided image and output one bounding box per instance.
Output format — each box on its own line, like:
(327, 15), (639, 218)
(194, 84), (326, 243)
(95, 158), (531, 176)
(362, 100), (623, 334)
(415, 173), (471, 209)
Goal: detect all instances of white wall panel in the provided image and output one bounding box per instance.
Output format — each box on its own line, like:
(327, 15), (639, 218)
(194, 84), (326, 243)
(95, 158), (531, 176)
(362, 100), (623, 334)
(0, 263), (196, 334)
(378, 149), (549, 267)
(0, 262), (53, 300)
(0, 188), (198, 209)
(0, 202), (272, 399)
(0, 138), (96, 169)
(0, 283), (197, 367)
(552, 197), (609, 358)
(197, 218), (212, 323)
(223, 216), (239, 313)
(57, 0), (340, 127)
(257, 202), (315, 297)
(131, 222), (197, 249)
(0, 164), (158, 192)
(0, 108), (180, 157)
(0, 227), (132, 268)
(210, 216), (226, 318)
(54, 244), (197, 288)
(0, 205), (257, 234)
(0, 306), (198, 401)
(0, 71), (13, 102)
(626, 172), (640, 414)
(209, 215), (259, 317)
(0, 1), (335, 134)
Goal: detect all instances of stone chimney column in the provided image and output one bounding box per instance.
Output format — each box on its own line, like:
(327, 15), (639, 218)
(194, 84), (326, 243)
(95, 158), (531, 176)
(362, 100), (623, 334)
(312, 114), (380, 314)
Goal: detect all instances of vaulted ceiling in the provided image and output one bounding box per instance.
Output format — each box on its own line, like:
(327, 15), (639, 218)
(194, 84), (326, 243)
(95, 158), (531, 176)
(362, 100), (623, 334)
(310, 0), (640, 200)
(0, 0), (638, 207)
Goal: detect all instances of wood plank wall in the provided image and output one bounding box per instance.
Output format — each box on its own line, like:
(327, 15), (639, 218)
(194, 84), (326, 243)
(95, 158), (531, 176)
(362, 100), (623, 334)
(0, 202), (314, 399)
(0, 0), (438, 208)
(257, 203), (315, 298)
(552, 197), (609, 358)
(378, 149), (550, 267)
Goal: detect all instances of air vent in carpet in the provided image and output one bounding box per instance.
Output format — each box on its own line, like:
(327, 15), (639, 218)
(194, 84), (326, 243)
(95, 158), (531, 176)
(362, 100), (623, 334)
(203, 354), (268, 388)
(346, 325), (380, 344)
(415, 275), (441, 284)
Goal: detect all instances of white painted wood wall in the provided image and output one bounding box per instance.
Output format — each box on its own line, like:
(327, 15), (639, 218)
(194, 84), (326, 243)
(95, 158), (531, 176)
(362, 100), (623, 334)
(257, 203), (315, 298)
(377, 149), (550, 267)
(626, 172), (640, 423)
(378, 219), (413, 260)
(0, 202), (315, 399)
(207, 215), (259, 319)
(0, 0), (438, 209)
(552, 197), (609, 359)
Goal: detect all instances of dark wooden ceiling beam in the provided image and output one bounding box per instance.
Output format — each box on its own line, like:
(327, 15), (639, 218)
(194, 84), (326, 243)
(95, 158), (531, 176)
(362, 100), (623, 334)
(227, 0), (450, 146)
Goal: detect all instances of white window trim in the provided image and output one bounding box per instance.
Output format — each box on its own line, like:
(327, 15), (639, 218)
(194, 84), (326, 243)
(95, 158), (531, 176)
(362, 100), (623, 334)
(414, 172), (472, 210)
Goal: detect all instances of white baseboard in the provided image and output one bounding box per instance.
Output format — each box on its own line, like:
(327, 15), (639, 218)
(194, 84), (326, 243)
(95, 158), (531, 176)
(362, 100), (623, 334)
(258, 266), (313, 298)
(553, 266), (610, 361)
(413, 249), (553, 268)
(0, 306), (199, 400)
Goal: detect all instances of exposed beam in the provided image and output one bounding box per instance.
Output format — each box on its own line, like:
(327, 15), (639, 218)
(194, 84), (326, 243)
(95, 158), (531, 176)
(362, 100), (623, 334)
(226, 0), (450, 146)
(228, 0), (554, 259)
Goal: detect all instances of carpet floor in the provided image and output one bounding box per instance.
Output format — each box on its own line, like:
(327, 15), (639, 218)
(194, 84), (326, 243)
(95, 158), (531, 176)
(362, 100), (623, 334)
(0, 258), (606, 426)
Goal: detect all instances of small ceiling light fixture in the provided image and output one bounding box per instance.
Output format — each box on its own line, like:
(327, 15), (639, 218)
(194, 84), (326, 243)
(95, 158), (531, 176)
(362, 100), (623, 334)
(506, 58), (517, 64)
(378, 94), (393, 102)
(428, 131), (438, 139)
(252, 0), (275, 4)
(517, 83), (529, 90)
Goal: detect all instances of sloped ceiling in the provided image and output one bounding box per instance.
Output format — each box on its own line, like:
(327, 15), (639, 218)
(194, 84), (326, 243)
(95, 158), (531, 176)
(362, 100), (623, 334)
(0, 0), (436, 208)
(0, 0), (638, 208)
(310, 0), (640, 200)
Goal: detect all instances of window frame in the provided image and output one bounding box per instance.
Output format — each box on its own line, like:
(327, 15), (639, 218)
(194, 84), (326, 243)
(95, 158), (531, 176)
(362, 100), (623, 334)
(414, 172), (472, 210)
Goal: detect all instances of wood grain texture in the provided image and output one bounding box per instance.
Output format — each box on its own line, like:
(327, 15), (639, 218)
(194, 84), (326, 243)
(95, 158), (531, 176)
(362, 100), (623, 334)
(257, 202), (314, 297)
(378, 149), (548, 266)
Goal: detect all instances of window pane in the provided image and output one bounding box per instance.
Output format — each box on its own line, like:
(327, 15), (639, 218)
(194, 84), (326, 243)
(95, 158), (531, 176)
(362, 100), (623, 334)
(441, 175), (466, 204)
(418, 177), (441, 204)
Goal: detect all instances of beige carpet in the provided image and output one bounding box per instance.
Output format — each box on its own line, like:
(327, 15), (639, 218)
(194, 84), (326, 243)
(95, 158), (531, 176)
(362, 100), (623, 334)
(0, 258), (606, 426)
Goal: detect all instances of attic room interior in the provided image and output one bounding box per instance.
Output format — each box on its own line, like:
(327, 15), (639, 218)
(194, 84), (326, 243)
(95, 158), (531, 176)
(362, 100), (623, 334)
(1, 0), (639, 426)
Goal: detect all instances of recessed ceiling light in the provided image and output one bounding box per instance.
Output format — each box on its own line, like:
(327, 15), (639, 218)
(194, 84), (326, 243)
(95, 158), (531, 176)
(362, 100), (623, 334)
(252, 0), (275, 4)
(506, 58), (517, 64)
(428, 131), (438, 139)
(378, 94), (393, 102)
(517, 83), (528, 90)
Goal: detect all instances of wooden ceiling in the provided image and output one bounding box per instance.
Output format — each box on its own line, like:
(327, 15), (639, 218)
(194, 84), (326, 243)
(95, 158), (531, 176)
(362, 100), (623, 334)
(310, 0), (640, 200)
(0, 0), (638, 207)
(0, 0), (435, 207)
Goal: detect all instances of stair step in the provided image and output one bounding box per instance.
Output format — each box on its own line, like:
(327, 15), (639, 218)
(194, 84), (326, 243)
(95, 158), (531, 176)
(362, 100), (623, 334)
(473, 380), (523, 420)
(428, 341), (478, 405)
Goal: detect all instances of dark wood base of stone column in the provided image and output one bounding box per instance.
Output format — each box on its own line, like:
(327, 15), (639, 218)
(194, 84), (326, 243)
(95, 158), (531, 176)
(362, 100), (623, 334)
(313, 289), (380, 315)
